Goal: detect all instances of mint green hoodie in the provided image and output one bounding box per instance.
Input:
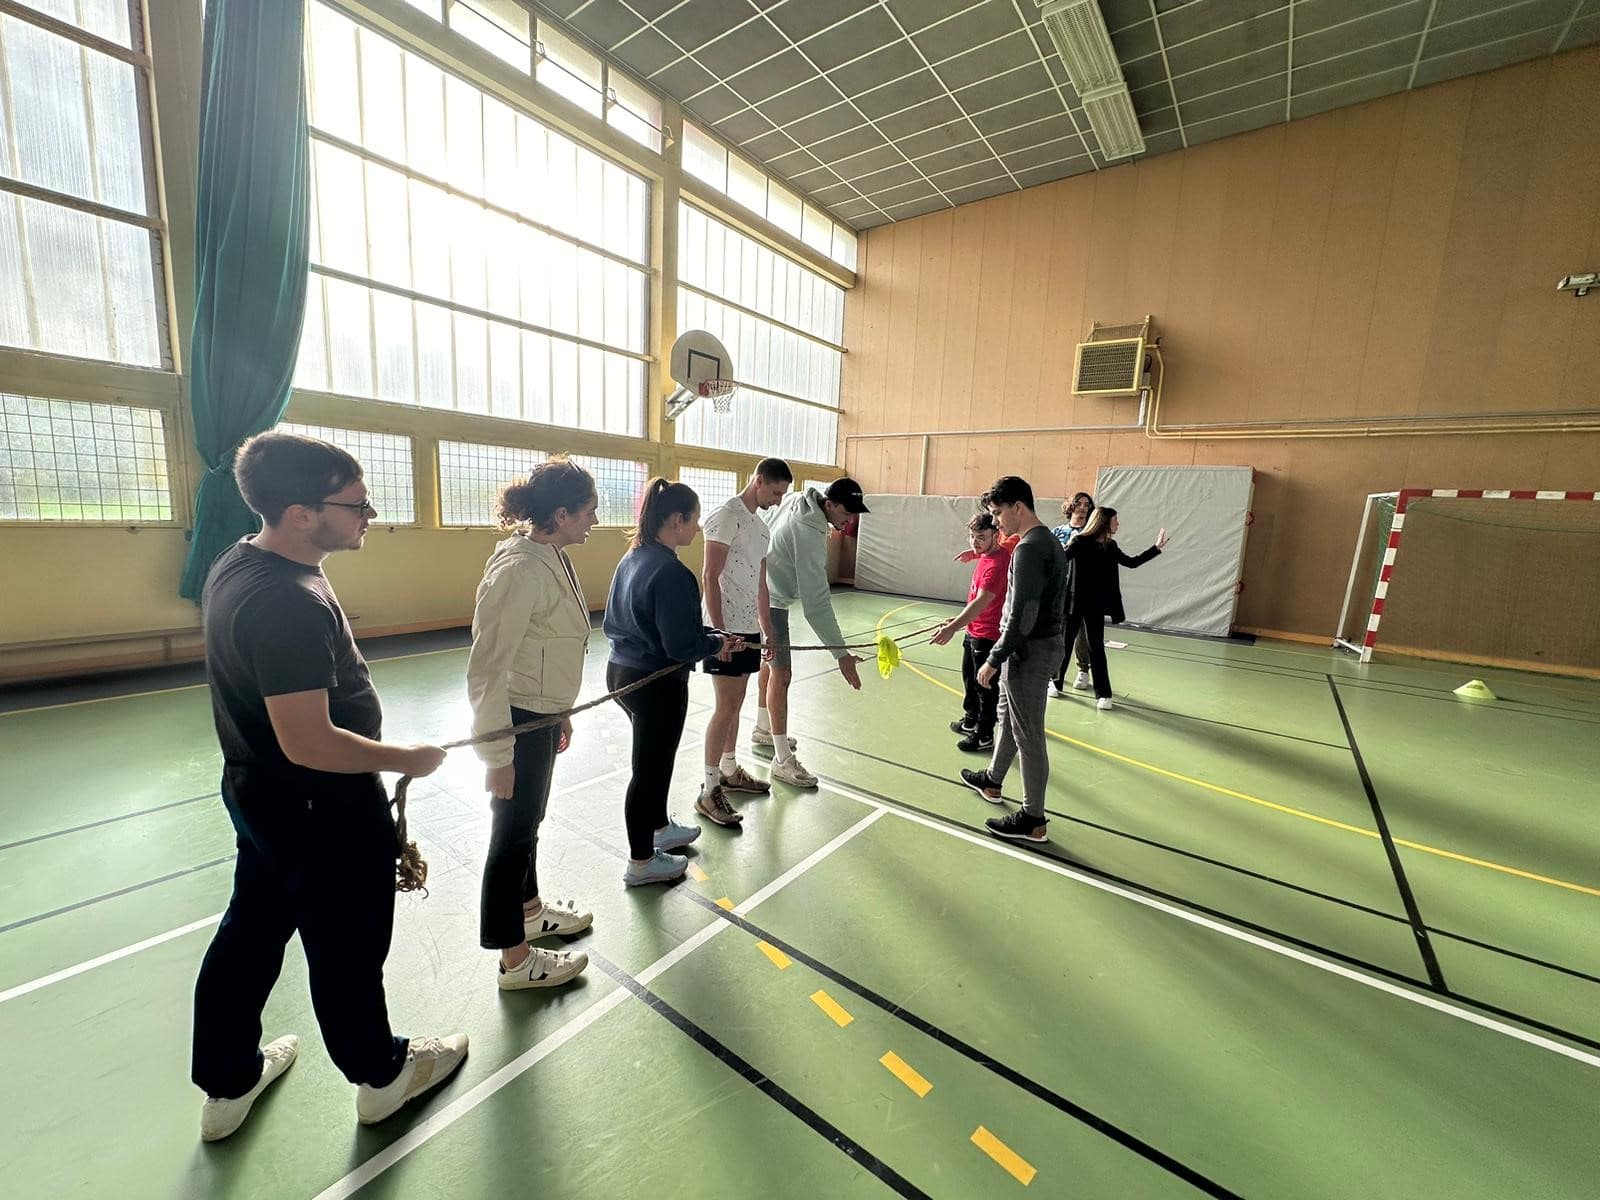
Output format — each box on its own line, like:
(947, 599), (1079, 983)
(764, 488), (847, 660)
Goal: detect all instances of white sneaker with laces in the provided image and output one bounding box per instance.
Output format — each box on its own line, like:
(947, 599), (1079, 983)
(498, 945), (588, 990)
(524, 898), (592, 940)
(200, 1034), (298, 1142)
(769, 755), (818, 788)
(750, 727), (797, 752)
(355, 1034), (469, 1125)
(1096, 696), (1114, 710)
(1073, 671), (1093, 690)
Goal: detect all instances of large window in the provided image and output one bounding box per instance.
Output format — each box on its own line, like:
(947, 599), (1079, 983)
(297, 3), (650, 437)
(678, 466), (738, 514)
(277, 421), (417, 524)
(1, 393), (171, 522)
(676, 204), (843, 466)
(683, 121), (856, 271)
(437, 440), (645, 528)
(0, 7), (165, 366)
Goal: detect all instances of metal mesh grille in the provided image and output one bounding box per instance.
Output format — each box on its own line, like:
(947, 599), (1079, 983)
(0, 393), (172, 521)
(678, 466), (738, 513)
(438, 439), (546, 527)
(1074, 341), (1142, 393)
(574, 453), (648, 527)
(278, 422), (416, 524)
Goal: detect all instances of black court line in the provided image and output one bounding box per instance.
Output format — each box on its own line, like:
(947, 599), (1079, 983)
(544, 813), (1240, 1197)
(769, 729), (1600, 992)
(0, 791), (220, 853)
(0, 856), (232, 935)
(901, 656), (1349, 750)
(586, 950), (931, 1200)
(799, 769), (1600, 1056)
(1327, 676), (1448, 993)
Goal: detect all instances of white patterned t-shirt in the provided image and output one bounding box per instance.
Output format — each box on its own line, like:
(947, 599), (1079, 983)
(701, 494), (770, 634)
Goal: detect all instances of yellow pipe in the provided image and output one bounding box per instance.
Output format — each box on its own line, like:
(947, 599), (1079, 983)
(1143, 347), (1600, 439)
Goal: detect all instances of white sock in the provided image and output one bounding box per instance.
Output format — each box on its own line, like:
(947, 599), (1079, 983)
(756, 707), (771, 732)
(774, 734), (793, 762)
(719, 752), (737, 776)
(703, 765), (720, 793)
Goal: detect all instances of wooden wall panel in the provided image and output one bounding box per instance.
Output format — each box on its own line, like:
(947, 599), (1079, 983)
(838, 44), (1600, 639)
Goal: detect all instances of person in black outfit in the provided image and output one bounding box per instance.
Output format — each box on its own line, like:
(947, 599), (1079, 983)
(604, 479), (742, 885)
(192, 432), (466, 1142)
(1061, 506), (1169, 710)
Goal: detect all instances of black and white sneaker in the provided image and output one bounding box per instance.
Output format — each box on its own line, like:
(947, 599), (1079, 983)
(959, 768), (1004, 804)
(956, 733), (994, 753)
(985, 810), (1047, 843)
(949, 717), (977, 734)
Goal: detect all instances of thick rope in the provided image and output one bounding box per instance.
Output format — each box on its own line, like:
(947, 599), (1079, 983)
(389, 620), (946, 892)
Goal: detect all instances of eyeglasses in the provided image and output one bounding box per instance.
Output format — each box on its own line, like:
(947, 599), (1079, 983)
(321, 500), (378, 518)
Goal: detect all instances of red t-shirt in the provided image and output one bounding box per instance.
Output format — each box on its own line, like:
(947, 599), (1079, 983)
(967, 546), (1011, 640)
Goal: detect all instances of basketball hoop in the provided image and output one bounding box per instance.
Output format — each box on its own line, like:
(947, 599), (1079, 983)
(698, 377), (736, 415)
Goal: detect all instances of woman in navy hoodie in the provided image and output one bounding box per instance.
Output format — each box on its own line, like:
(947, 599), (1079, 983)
(605, 479), (742, 886)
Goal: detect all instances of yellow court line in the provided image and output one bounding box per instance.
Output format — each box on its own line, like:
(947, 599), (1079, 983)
(878, 607), (1600, 900)
(971, 1126), (1036, 1186)
(686, 862), (710, 883)
(714, 896), (734, 910)
(810, 989), (853, 1027)
(879, 1051), (932, 1098)
(755, 940), (792, 970)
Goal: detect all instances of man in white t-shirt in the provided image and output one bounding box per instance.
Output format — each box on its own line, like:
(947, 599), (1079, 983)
(697, 457), (793, 824)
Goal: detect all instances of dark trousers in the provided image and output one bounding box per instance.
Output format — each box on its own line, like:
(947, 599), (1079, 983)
(192, 768), (407, 1099)
(960, 633), (999, 737)
(1053, 624), (1092, 688)
(479, 711), (561, 950)
(1060, 611), (1112, 698)
(607, 662), (690, 861)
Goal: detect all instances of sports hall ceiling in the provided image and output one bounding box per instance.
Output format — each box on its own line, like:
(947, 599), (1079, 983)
(539, 0), (1600, 229)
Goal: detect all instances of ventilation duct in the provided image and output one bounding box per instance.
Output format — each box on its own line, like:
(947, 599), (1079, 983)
(1073, 317), (1150, 395)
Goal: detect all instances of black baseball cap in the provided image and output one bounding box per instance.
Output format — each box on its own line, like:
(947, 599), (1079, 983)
(823, 478), (870, 514)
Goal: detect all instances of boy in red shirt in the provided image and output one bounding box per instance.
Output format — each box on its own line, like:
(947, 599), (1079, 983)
(930, 512), (1012, 752)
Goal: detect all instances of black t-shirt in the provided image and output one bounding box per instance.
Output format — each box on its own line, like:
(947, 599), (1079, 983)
(202, 539), (382, 779)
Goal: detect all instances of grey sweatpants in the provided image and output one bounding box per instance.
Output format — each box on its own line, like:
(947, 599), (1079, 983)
(987, 635), (1064, 818)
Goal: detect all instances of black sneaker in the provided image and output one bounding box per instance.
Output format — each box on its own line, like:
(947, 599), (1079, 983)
(959, 768), (1004, 804)
(949, 718), (976, 734)
(956, 733), (994, 753)
(986, 809), (1047, 842)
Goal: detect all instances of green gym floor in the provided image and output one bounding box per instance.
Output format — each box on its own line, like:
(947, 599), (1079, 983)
(2, 591), (1597, 1199)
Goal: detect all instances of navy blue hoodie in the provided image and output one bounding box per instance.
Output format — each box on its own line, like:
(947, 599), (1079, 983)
(604, 541), (722, 672)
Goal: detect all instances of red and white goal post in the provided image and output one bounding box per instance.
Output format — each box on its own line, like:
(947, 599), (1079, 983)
(1334, 488), (1600, 664)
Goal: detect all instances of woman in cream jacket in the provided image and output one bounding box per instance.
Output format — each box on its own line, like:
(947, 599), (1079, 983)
(466, 458), (598, 992)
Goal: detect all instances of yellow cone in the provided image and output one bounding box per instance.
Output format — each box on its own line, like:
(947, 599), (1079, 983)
(1453, 679), (1497, 701)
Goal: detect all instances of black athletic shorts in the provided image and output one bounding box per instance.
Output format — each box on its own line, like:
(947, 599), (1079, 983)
(701, 632), (761, 677)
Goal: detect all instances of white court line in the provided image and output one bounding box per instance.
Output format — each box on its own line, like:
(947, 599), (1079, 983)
(0, 767), (632, 1008)
(313, 806), (885, 1200)
(816, 780), (1600, 1074)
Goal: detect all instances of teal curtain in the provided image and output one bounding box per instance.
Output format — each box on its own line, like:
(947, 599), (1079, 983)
(179, 0), (311, 600)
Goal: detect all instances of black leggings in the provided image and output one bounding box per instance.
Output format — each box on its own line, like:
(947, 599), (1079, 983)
(479, 711), (560, 950)
(1060, 612), (1112, 698)
(607, 662), (690, 860)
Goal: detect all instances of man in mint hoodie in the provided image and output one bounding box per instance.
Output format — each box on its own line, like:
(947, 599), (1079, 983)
(753, 478), (869, 787)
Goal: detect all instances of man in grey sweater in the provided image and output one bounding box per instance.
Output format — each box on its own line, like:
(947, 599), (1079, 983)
(960, 476), (1067, 842)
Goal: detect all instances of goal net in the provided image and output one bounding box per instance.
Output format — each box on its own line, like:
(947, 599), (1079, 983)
(1335, 489), (1600, 673)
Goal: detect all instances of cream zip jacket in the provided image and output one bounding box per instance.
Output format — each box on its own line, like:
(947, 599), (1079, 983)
(465, 535), (590, 768)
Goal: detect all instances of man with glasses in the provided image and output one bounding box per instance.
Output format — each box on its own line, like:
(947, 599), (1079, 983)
(192, 431), (466, 1141)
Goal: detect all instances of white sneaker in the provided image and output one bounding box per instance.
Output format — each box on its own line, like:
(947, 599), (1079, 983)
(498, 945), (588, 990)
(524, 898), (592, 940)
(1096, 697), (1114, 710)
(750, 727), (797, 752)
(770, 755), (818, 788)
(1074, 671), (1093, 690)
(200, 1034), (298, 1142)
(355, 1034), (469, 1125)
